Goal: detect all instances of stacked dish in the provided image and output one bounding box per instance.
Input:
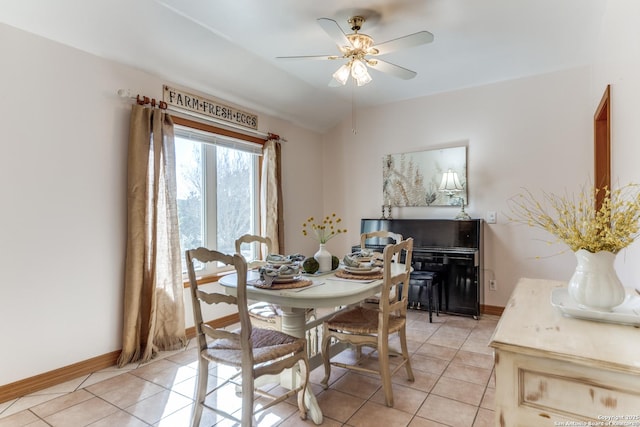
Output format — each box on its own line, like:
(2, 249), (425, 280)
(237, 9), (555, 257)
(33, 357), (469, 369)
(343, 265), (382, 275)
(349, 249), (374, 263)
(342, 253), (382, 275)
(261, 255), (302, 284)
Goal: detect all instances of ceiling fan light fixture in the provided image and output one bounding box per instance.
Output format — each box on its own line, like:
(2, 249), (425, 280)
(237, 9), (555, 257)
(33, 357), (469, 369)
(332, 63), (351, 85)
(351, 59), (372, 86)
(355, 73), (372, 86)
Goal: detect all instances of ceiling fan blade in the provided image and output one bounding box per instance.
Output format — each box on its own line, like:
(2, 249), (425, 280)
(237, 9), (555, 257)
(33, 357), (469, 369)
(372, 31), (434, 56)
(276, 54), (341, 60)
(317, 18), (352, 48)
(368, 59), (417, 80)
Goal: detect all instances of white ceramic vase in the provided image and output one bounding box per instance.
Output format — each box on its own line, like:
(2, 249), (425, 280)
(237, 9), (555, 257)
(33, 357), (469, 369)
(567, 249), (626, 311)
(314, 244), (332, 273)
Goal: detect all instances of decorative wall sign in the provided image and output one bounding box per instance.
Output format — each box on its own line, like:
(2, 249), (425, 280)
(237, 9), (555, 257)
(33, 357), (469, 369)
(382, 146), (467, 207)
(163, 85), (259, 130)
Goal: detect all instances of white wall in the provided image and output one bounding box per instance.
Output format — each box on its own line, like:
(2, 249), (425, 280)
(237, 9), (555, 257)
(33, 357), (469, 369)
(0, 23), (322, 386)
(4, 0), (640, 388)
(592, 0), (640, 287)
(322, 67), (595, 307)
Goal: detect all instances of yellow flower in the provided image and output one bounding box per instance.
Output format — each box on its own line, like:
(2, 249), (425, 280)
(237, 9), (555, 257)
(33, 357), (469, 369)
(507, 184), (640, 254)
(302, 214), (348, 244)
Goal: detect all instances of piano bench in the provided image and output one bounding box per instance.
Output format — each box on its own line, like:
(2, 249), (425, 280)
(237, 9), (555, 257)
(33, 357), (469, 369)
(408, 272), (440, 323)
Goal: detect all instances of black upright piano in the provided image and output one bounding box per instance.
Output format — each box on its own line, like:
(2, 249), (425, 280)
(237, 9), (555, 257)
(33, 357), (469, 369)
(355, 218), (484, 318)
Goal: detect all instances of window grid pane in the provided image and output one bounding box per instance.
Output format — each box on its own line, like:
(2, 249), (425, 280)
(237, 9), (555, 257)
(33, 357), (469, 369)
(175, 137), (203, 270)
(175, 129), (259, 274)
(216, 146), (254, 255)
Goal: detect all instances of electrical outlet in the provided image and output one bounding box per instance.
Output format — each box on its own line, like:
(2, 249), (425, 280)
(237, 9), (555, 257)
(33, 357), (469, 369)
(486, 211), (497, 224)
(489, 279), (497, 291)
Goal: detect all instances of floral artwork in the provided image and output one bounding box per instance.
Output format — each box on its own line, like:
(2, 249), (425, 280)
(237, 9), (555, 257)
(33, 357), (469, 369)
(382, 146), (467, 207)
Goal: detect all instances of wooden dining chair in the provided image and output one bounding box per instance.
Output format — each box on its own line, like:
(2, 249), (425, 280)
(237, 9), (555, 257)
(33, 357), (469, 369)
(320, 238), (415, 407)
(361, 230), (439, 323)
(360, 230), (403, 262)
(235, 234), (282, 329)
(359, 230), (404, 308)
(235, 234), (272, 269)
(186, 247), (310, 427)
(235, 234), (315, 332)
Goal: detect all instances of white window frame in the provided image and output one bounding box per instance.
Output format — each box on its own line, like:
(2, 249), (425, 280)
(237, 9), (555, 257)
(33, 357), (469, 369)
(174, 123), (262, 276)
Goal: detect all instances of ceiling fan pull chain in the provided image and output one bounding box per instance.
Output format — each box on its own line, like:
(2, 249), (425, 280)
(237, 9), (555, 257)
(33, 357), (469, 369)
(352, 82), (357, 134)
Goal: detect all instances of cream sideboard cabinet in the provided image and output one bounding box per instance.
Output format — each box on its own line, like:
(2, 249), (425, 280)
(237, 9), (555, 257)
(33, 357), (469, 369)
(490, 278), (640, 426)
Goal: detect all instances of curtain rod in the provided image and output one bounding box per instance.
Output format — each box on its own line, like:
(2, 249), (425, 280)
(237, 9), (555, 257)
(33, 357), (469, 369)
(117, 89), (167, 110)
(117, 89), (285, 142)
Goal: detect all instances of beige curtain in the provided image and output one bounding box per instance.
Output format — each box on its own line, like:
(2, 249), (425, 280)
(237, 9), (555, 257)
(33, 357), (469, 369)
(261, 139), (284, 254)
(117, 104), (186, 367)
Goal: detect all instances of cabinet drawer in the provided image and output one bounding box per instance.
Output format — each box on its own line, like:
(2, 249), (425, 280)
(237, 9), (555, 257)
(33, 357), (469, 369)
(521, 369), (640, 420)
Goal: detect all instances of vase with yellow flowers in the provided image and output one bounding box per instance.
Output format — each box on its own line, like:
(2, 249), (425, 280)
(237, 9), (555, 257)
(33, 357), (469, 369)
(302, 214), (347, 272)
(508, 184), (640, 311)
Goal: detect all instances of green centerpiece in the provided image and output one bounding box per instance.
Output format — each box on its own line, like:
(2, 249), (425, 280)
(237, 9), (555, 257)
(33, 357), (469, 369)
(302, 214), (347, 273)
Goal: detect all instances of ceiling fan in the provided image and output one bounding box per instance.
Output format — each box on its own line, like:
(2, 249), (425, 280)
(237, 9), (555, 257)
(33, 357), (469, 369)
(277, 15), (434, 87)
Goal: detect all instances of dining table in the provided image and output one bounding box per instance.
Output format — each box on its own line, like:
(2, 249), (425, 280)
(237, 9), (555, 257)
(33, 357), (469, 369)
(218, 263), (408, 425)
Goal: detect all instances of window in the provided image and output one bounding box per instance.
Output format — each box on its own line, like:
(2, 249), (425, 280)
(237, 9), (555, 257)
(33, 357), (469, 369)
(174, 121), (262, 275)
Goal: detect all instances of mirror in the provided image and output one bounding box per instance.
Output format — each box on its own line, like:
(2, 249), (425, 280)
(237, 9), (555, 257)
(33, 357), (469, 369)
(382, 145), (467, 207)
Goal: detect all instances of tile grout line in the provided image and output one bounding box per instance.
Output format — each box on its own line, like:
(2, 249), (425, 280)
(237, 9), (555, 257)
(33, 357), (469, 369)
(1, 313), (497, 426)
(421, 321), (485, 426)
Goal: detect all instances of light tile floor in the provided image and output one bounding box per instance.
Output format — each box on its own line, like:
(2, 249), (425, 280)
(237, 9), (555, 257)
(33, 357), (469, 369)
(0, 311), (498, 427)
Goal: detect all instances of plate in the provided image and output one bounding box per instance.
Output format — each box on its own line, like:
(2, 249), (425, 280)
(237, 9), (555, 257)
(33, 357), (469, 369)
(344, 266), (381, 274)
(551, 287), (640, 326)
(267, 260), (293, 266)
(273, 275), (301, 283)
(302, 270), (335, 277)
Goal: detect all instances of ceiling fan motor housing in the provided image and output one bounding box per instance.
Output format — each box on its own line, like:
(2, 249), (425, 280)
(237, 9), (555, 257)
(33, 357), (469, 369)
(345, 33), (378, 57)
(348, 16), (365, 32)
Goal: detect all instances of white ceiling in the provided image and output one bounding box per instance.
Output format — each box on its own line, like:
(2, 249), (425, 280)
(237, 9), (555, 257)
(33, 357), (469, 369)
(0, 0), (607, 133)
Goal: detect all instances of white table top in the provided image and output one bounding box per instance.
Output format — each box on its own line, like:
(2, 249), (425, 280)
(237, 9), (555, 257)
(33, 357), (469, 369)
(489, 277), (640, 374)
(218, 264), (407, 309)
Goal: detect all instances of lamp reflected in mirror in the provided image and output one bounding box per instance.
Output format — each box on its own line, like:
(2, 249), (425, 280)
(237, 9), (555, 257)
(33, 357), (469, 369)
(439, 169), (470, 220)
